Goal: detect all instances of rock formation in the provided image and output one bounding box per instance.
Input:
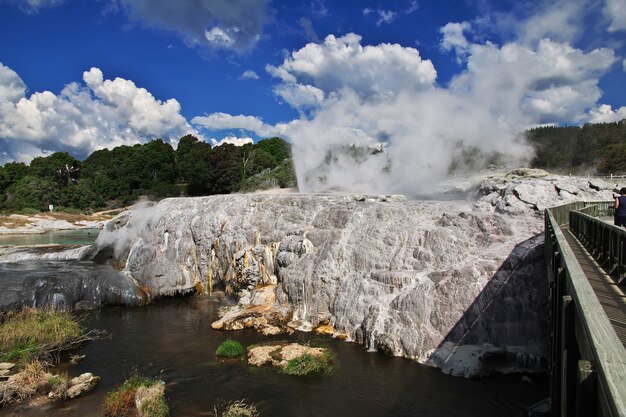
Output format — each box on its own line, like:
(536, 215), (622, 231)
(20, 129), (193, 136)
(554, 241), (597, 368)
(86, 169), (617, 376)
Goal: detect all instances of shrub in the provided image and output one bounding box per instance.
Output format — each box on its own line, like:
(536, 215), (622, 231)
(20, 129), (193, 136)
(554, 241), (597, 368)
(216, 340), (245, 358)
(282, 353), (333, 376)
(0, 309), (84, 363)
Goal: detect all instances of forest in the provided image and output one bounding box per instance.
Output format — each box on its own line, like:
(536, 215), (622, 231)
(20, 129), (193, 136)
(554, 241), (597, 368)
(527, 119), (626, 174)
(0, 136), (296, 213)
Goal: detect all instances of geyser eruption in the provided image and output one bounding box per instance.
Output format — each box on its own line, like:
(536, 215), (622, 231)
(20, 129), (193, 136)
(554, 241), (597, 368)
(286, 88), (533, 196)
(279, 30), (613, 194)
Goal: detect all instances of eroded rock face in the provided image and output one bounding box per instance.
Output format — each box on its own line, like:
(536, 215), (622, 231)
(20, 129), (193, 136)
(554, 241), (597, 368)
(88, 172), (613, 376)
(0, 260), (148, 311)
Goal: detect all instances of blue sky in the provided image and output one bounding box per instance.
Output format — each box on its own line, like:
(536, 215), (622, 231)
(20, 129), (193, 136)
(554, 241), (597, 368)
(0, 0), (625, 191)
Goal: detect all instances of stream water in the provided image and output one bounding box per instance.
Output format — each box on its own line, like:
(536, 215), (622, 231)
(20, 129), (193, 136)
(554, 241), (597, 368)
(0, 229), (100, 246)
(1, 295), (547, 417)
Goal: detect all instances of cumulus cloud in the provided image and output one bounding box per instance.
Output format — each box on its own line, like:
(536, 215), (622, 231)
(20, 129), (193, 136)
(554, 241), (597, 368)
(210, 136), (253, 147)
(192, 112), (295, 141)
(604, 0), (626, 32)
(0, 63), (26, 103)
(440, 21), (471, 58)
(450, 38), (615, 124)
(240, 70), (260, 80)
(588, 104), (626, 123)
(0, 64), (197, 164)
(266, 33), (436, 110)
(2, 0), (63, 14)
(113, 0), (271, 52)
(193, 112), (275, 136)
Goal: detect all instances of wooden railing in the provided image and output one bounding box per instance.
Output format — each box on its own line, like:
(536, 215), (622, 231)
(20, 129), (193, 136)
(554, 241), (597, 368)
(545, 202), (626, 417)
(570, 204), (625, 286)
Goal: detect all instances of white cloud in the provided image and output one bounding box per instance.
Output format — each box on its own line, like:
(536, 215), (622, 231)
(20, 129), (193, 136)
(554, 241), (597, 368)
(3, 0), (63, 14)
(0, 63), (26, 103)
(623, 58), (626, 72)
(192, 112), (279, 137)
(604, 0), (626, 32)
(240, 70), (260, 80)
(376, 10), (397, 26)
(115, 0), (271, 52)
(210, 136), (253, 147)
(364, 3), (417, 25)
(0, 64), (198, 164)
(450, 38), (615, 124)
(406, 1), (419, 14)
(266, 33), (436, 110)
(516, 0), (587, 44)
(204, 26), (236, 48)
(440, 22), (471, 57)
(588, 104), (626, 123)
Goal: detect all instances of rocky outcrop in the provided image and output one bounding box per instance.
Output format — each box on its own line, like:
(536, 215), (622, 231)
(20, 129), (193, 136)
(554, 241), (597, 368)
(248, 343), (327, 367)
(0, 260), (148, 311)
(473, 169), (616, 214)
(79, 171), (616, 376)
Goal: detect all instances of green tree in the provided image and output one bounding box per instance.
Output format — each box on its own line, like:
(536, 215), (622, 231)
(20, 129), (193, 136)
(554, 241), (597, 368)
(3, 175), (58, 211)
(30, 152), (81, 188)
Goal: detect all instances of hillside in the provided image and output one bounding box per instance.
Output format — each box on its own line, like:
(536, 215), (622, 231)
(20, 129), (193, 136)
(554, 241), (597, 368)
(527, 119), (626, 174)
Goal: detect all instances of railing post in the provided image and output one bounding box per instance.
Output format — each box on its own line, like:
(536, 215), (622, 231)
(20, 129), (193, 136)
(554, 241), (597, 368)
(560, 295), (574, 417)
(576, 360), (596, 417)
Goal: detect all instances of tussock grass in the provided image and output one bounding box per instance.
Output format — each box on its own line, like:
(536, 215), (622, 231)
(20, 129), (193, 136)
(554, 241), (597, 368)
(0, 360), (50, 406)
(216, 340), (245, 358)
(0, 309), (84, 364)
(213, 399), (259, 417)
(282, 353), (333, 376)
(104, 374), (167, 417)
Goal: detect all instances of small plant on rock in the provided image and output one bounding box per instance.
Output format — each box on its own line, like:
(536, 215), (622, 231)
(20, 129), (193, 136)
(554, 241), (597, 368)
(282, 353), (333, 376)
(104, 374), (168, 417)
(216, 339), (245, 358)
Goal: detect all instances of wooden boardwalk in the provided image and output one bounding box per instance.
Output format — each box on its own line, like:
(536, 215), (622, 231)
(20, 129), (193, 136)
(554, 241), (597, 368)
(562, 225), (626, 349)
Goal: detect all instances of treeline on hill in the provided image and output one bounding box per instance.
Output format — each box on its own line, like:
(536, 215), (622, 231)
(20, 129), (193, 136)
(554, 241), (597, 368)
(0, 136), (296, 213)
(527, 119), (626, 174)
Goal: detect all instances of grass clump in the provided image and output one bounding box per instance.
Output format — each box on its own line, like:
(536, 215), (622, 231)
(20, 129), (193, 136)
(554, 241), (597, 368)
(104, 374), (167, 417)
(216, 339), (245, 358)
(0, 360), (52, 406)
(0, 308), (84, 364)
(282, 353), (333, 376)
(213, 399), (259, 417)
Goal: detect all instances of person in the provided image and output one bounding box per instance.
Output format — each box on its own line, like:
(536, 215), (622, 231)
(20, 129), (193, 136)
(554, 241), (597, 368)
(614, 187), (626, 227)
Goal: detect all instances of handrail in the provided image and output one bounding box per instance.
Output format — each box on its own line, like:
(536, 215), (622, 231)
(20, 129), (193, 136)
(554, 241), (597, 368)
(545, 203), (626, 417)
(570, 207), (626, 286)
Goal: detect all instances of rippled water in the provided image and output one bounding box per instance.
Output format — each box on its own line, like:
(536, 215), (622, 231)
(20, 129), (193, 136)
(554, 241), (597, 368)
(0, 229), (100, 246)
(1, 296), (548, 417)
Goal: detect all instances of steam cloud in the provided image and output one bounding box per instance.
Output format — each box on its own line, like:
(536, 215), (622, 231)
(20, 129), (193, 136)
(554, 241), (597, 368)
(196, 0), (624, 196)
